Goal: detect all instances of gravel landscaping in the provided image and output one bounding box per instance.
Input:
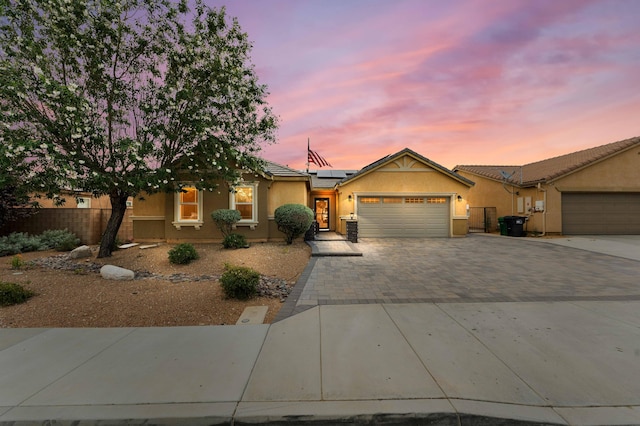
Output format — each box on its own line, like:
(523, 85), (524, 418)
(0, 241), (311, 327)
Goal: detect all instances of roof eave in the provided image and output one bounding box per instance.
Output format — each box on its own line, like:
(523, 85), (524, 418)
(270, 175), (310, 182)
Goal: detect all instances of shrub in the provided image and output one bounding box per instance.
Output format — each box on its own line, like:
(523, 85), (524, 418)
(39, 229), (81, 251)
(168, 243), (199, 265)
(0, 236), (20, 257)
(211, 209), (241, 238)
(223, 233), (248, 249)
(274, 204), (314, 244)
(0, 282), (35, 306)
(0, 232), (45, 256)
(0, 229), (80, 256)
(220, 264), (259, 300)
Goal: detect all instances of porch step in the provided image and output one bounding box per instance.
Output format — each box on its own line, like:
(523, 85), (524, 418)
(314, 231), (346, 241)
(307, 240), (362, 257)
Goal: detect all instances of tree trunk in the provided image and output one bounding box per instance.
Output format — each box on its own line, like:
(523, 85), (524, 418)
(97, 192), (129, 258)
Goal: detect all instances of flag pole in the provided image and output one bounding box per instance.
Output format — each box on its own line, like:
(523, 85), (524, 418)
(306, 137), (310, 174)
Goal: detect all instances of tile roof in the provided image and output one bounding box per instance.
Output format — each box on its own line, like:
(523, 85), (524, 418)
(338, 148), (475, 187)
(454, 136), (640, 186)
(264, 161), (308, 178)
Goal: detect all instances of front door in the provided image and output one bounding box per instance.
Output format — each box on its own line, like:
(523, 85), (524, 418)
(314, 198), (330, 230)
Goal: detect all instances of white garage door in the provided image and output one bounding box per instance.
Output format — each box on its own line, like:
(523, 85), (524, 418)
(357, 196), (450, 237)
(562, 192), (640, 234)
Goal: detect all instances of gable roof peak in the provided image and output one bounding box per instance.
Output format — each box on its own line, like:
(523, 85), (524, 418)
(338, 147), (474, 187)
(455, 136), (640, 185)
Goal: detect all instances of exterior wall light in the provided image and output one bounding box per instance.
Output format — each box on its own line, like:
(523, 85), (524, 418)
(348, 195), (353, 202)
(457, 195), (463, 202)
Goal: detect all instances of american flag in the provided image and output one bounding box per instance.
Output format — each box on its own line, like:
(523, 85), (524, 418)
(308, 149), (332, 167)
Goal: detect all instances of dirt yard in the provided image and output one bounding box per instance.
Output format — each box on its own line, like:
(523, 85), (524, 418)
(0, 241), (311, 328)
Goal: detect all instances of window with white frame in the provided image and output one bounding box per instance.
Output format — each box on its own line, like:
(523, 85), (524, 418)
(230, 182), (258, 224)
(173, 186), (203, 230)
(76, 197), (91, 208)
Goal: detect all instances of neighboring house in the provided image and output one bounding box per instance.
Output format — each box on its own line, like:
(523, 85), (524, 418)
(132, 148), (474, 242)
(0, 192), (134, 244)
(454, 136), (640, 235)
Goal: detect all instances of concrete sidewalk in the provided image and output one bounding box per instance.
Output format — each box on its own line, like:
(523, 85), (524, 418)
(2, 235), (640, 424)
(3, 301), (640, 425)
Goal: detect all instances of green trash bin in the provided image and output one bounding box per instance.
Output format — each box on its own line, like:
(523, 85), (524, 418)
(498, 217), (507, 235)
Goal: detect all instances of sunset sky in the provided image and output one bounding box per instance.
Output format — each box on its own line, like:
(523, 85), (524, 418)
(208, 0), (640, 171)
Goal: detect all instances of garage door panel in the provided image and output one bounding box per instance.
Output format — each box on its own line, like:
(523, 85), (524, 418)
(562, 193), (640, 235)
(358, 197), (449, 237)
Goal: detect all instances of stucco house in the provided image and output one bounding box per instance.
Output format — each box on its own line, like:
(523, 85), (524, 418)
(132, 161), (309, 242)
(310, 148), (474, 238)
(454, 136), (640, 235)
(131, 148), (474, 242)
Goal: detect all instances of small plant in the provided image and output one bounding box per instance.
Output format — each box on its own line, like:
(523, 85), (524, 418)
(223, 233), (248, 249)
(274, 204), (314, 244)
(0, 281), (35, 306)
(10, 254), (25, 270)
(211, 209), (241, 238)
(168, 243), (199, 265)
(220, 264), (259, 300)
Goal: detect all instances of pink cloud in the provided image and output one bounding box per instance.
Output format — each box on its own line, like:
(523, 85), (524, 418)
(215, 0), (639, 170)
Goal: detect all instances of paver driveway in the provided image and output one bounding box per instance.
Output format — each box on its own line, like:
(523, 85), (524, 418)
(297, 234), (640, 308)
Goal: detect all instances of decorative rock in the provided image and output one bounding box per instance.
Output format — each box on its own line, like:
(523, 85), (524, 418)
(100, 265), (135, 281)
(31, 255), (294, 300)
(68, 245), (93, 259)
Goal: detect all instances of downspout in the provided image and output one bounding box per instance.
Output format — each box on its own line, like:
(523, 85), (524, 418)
(542, 187), (547, 236)
(538, 182), (546, 237)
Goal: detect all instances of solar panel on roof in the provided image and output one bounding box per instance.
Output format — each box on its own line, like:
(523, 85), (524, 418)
(317, 170), (348, 178)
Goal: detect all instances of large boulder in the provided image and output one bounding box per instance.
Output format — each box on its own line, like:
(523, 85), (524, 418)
(68, 245), (93, 259)
(100, 265), (135, 281)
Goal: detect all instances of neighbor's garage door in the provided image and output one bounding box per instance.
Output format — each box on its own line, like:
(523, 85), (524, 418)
(562, 193), (640, 234)
(357, 196), (450, 237)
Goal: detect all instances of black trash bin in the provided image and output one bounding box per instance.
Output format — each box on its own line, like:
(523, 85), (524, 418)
(502, 216), (514, 236)
(502, 216), (527, 237)
(509, 216), (527, 237)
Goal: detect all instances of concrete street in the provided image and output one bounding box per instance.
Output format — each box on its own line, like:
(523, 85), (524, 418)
(1, 234), (640, 425)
